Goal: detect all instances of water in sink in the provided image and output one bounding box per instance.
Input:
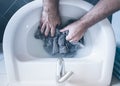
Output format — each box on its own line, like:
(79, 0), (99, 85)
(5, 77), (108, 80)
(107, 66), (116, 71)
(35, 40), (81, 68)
(26, 16), (93, 59)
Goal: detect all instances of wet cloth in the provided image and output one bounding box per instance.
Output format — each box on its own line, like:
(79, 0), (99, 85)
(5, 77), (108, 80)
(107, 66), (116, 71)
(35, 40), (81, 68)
(34, 19), (84, 57)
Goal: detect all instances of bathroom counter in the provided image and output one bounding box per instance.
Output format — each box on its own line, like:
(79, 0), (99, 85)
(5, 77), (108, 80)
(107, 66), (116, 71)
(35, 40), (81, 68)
(0, 44), (120, 86)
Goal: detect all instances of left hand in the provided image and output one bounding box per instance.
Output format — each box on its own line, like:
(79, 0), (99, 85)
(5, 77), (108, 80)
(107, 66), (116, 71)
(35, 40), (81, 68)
(60, 20), (87, 42)
(40, 10), (61, 37)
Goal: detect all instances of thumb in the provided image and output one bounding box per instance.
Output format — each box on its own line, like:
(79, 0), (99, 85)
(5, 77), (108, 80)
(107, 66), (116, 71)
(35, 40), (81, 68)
(60, 27), (69, 32)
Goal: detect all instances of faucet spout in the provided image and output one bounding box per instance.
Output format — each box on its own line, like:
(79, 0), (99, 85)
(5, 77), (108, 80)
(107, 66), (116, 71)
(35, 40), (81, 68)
(56, 57), (73, 83)
(56, 57), (65, 80)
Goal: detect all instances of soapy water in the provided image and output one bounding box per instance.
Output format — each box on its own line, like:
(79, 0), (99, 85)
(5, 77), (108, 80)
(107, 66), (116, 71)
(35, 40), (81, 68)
(0, 54), (3, 61)
(34, 19), (85, 58)
(26, 16), (92, 58)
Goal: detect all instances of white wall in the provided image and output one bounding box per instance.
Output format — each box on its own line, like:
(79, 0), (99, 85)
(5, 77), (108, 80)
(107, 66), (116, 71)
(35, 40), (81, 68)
(112, 11), (120, 48)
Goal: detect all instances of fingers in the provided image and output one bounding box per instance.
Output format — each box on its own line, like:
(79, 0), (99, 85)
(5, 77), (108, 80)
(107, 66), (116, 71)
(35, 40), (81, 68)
(60, 26), (77, 41)
(69, 37), (81, 43)
(40, 22), (83, 43)
(51, 26), (55, 37)
(40, 22), (56, 37)
(60, 27), (68, 32)
(68, 32), (84, 43)
(65, 28), (84, 42)
(41, 22), (46, 33)
(45, 24), (50, 36)
(50, 20), (61, 37)
(66, 32), (75, 41)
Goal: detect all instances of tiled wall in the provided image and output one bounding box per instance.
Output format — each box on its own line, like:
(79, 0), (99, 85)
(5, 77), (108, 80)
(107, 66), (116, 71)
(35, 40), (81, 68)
(0, 0), (33, 43)
(112, 11), (120, 47)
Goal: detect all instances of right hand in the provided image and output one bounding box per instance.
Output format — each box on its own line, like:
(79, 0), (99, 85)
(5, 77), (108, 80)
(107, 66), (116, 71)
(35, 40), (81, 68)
(60, 20), (87, 42)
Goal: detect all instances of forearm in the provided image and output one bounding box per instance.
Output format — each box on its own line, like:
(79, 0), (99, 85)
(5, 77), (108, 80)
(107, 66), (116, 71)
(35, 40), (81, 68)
(43, 0), (59, 14)
(78, 0), (120, 29)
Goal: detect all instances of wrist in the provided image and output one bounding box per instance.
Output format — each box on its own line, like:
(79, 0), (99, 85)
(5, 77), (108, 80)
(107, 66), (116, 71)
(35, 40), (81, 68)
(43, 0), (58, 11)
(43, 7), (58, 14)
(77, 19), (90, 31)
(43, 6), (59, 16)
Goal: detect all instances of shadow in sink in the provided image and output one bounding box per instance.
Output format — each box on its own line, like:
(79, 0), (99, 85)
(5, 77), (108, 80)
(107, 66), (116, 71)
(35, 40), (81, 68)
(0, 44), (3, 60)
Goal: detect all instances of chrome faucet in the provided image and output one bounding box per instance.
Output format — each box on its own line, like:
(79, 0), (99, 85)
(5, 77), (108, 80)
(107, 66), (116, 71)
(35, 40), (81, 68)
(56, 57), (73, 83)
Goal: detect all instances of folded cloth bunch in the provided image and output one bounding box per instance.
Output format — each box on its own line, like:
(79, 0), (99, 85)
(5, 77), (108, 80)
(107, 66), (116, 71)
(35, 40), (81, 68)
(34, 19), (84, 57)
(113, 47), (120, 79)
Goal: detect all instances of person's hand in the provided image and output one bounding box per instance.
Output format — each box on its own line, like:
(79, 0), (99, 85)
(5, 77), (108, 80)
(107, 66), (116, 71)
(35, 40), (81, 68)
(40, 9), (61, 37)
(60, 20), (87, 42)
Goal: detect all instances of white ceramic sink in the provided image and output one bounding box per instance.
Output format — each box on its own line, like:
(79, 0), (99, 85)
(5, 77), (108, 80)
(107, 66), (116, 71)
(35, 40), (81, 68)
(3, 0), (116, 86)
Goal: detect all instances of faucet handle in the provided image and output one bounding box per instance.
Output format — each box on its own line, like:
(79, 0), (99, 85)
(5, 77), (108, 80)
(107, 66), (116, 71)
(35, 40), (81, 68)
(58, 71), (73, 83)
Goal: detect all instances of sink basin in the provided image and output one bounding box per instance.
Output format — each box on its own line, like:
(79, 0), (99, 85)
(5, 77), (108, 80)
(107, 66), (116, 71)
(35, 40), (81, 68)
(3, 0), (116, 86)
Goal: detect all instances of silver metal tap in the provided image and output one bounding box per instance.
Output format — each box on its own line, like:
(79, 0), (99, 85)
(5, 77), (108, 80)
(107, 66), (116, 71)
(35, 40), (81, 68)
(56, 57), (73, 83)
